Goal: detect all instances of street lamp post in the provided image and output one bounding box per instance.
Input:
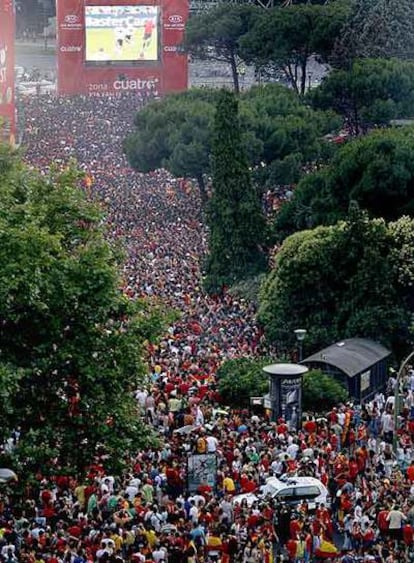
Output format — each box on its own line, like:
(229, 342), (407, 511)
(393, 350), (414, 453)
(294, 329), (307, 362)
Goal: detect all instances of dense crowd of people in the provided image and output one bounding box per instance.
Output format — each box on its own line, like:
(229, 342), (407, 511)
(1, 92), (414, 563)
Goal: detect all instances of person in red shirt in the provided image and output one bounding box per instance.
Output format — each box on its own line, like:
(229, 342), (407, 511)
(285, 537), (298, 561)
(289, 515), (303, 539)
(407, 460), (414, 482)
(303, 417), (317, 435)
(276, 419), (288, 435)
(240, 474), (257, 493)
(403, 522), (414, 546)
(349, 456), (359, 482)
(377, 507), (390, 537)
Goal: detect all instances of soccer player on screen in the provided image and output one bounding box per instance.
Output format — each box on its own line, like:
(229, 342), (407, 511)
(115, 26), (125, 54)
(141, 18), (156, 54)
(124, 19), (135, 45)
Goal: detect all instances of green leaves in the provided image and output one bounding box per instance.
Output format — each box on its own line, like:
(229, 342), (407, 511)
(124, 91), (217, 200)
(275, 127), (414, 239)
(336, 0), (414, 65)
(260, 212), (414, 357)
(310, 59), (414, 134)
(302, 370), (348, 412)
(217, 357), (272, 407)
(204, 90), (268, 293)
(0, 150), (167, 478)
(124, 85), (339, 200)
(240, 1), (350, 95)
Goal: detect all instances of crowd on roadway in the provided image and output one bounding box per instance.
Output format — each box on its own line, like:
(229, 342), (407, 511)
(1, 92), (414, 563)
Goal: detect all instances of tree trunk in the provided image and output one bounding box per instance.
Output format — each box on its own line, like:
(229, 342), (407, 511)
(300, 58), (307, 96)
(230, 53), (240, 94)
(196, 174), (208, 205)
(284, 64), (299, 95)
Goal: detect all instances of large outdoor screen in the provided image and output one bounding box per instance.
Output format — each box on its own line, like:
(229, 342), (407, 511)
(85, 5), (159, 63)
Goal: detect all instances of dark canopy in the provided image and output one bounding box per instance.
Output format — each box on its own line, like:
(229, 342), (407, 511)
(301, 338), (391, 378)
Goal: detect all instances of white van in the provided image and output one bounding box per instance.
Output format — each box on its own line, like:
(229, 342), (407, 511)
(232, 476), (330, 511)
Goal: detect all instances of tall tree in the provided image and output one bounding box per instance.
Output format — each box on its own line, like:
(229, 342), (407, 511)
(260, 208), (414, 356)
(335, 0), (414, 67)
(204, 90), (267, 293)
(242, 84), (339, 186)
(184, 3), (259, 93)
(240, 1), (350, 95)
(310, 58), (414, 135)
(124, 90), (218, 203)
(274, 127), (414, 239)
(124, 85), (339, 200)
(0, 146), (167, 477)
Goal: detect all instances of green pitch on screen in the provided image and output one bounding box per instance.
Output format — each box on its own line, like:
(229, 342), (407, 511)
(86, 28), (158, 62)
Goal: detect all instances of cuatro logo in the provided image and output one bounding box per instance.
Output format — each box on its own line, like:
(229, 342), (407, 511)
(60, 46), (82, 52)
(113, 78), (159, 91)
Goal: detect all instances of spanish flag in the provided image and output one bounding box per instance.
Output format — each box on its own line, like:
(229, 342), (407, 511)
(314, 539), (339, 558)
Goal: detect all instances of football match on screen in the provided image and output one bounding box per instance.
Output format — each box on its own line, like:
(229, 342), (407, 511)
(85, 5), (158, 62)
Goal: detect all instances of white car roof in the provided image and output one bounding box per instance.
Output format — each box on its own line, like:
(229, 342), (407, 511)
(266, 476), (326, 489)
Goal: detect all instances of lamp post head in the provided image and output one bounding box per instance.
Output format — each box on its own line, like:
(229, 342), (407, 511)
(294, 329), (307, 342)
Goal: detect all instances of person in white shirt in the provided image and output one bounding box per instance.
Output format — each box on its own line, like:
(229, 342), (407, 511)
(206, 435), (218, 453)
(152, 545), (167, 563)
(386, 506), (406, 541)
(189, 500), (199, 523)
(195, 406), (204, 426)
(286, 441), (300, 459)
(135, 389), (148, 408)
(381, 411), (394, 442)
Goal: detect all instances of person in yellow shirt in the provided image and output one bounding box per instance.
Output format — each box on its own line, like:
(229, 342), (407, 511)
(144, 527), (158, 548)
(223, 474), (236, 495)
(110, 530), (123, 552)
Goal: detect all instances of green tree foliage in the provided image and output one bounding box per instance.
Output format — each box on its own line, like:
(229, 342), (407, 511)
(216, 357), (272, 406)
(184, 3), (259, 93)
(217, 360), (348, 411)
(310, 59), (414, 135)
(275, 127), (414, 238)
(124, 85), (339, 198)
(0, 146), (167, 477)
(204, 90), (268, 292)
(240, 1), (350, 95)
(124, 90), (218, 202)
(335, 0), (414, 67)
(242, 84), (339, 186)
(260, 208), (414, 356)
(302, 370), (348, 412)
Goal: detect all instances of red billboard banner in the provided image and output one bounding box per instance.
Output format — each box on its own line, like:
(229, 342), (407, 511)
(0, 0), (16, 144)
(56, 0), (188, 96)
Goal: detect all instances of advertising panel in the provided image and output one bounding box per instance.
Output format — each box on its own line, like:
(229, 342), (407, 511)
(280, 377), (302, 431)
(187, 454), (217, 493)
(269, 374), (303, 431)
(57, 0), (188, 96)
(0, 0), (16, 144)
(85, 5), (159, 63)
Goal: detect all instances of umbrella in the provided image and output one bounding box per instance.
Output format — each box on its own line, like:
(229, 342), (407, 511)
(0, 468), (18, 484)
